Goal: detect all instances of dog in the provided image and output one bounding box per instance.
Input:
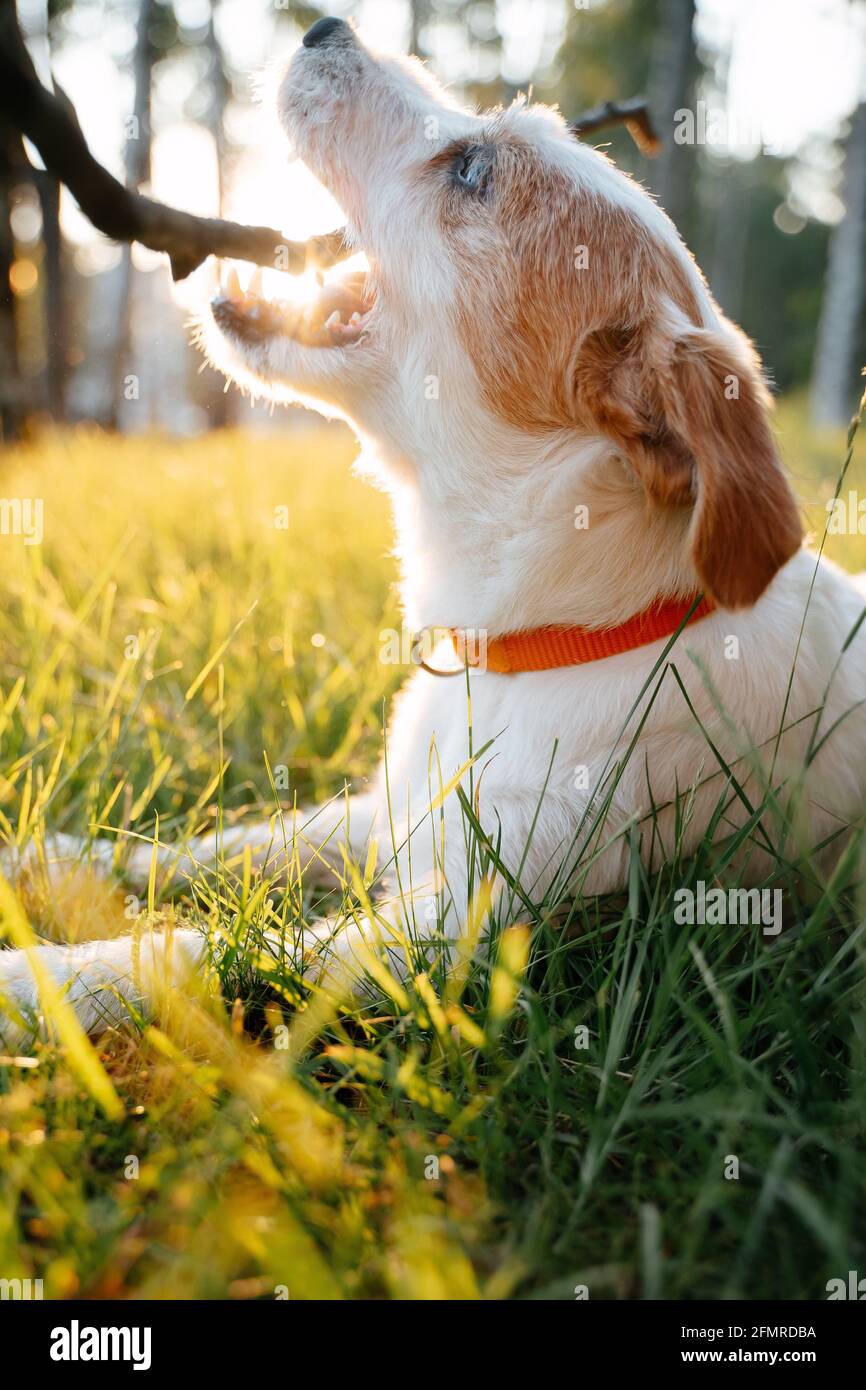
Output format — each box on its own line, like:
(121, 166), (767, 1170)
(2, 15), (865, 1041)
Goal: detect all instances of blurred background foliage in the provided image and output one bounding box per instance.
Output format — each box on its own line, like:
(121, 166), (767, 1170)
(1, 0), (864, 442)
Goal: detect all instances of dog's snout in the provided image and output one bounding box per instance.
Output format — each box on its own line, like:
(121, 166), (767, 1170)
(302, 16), (348, 48)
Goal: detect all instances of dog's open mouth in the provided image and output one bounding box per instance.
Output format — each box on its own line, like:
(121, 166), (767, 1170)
(212, 266), (374, 349)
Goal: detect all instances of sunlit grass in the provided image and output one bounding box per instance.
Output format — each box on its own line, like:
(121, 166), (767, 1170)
(0, 404), (865, 1300)
(777, 390), (866, 571)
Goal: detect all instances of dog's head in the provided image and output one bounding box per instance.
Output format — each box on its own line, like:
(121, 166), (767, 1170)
(207, 17), (802, 614)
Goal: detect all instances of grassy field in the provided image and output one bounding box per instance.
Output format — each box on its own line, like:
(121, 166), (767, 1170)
(1, 395), (865, 1300)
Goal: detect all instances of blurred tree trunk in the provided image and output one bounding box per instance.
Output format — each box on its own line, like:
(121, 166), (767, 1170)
(0, 120), (25, 439)
(408, 0), (504, 104)
(35, 168), (65, 418)
(810, 101), (866, 427)
(707, 159), (752, 324)
(408, 0), (430, 59)
(111, 0), (156, 427)
(204, 6), (228, 206)
(646, 0), (697, 233)
(31, 0), (66, 420)
(202, 0), (231, 427)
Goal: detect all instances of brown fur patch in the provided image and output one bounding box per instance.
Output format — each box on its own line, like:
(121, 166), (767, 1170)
(446, 140), (700, 432)
(655, 327), (804, 607)
(444, 134), (801, 607)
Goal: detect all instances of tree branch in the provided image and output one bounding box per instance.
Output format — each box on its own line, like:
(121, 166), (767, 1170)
(0, 0), (347, 280)
(569, 97), (661, 156)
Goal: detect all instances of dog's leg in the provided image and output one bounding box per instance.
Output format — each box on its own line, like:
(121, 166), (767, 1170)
(0, 794), (379, 1043)
(0, 786), (581, 1035)
(299, 789), (574, 989)
(0, 924), (206, 1050)
(0, 793), (379, 893)
(116, 790), (380, 893)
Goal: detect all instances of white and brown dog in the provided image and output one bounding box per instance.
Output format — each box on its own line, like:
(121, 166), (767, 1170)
(2, 17), (865, 1036)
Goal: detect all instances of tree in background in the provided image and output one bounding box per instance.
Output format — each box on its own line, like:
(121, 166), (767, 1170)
(552, 0), (865, 405)
(0, 0), (71, 437)
(408, 0), (504, 104)
(645, 0), (697, 231)
(112, 0), (158, 426)
(200, 0), (231, 427)
(2, 0), (333, 433)
(810, 98), (866, 426)
(0, 112), (28, 438)
(551, 0), (699, 242)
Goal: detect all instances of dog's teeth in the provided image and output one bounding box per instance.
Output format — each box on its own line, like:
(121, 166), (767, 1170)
(249, 268), (264, 296)
(226, 267), (242, 299)
(349, 312), (362, 325)
(324, 310), (342, 330)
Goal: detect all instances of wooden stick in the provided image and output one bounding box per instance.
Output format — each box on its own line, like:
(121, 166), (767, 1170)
(0, 0), (347, 280)
(570, 97), (661, 156)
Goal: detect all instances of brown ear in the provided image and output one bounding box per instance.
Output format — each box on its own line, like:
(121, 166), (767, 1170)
(573, 321), (803, 608)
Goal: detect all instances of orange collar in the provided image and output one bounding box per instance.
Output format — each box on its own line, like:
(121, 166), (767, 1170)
(449, 594), (715, 674)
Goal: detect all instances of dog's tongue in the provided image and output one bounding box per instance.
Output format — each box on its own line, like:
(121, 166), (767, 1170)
(312, 273), (372, 343)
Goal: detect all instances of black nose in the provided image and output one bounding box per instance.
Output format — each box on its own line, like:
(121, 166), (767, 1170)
(303, 16), (347, 48)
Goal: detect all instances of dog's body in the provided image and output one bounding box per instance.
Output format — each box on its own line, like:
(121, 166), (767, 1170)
(2, 18), (865, 1039)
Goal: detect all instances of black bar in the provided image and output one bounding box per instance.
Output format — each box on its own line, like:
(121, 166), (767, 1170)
(4, 1297), (864, 1374)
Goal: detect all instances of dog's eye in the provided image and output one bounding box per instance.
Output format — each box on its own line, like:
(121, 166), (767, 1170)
(453, 146), (488, 193)
(456, 152), (478, 186)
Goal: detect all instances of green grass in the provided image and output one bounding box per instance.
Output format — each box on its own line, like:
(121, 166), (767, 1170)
(0, 397), (865, 1300)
